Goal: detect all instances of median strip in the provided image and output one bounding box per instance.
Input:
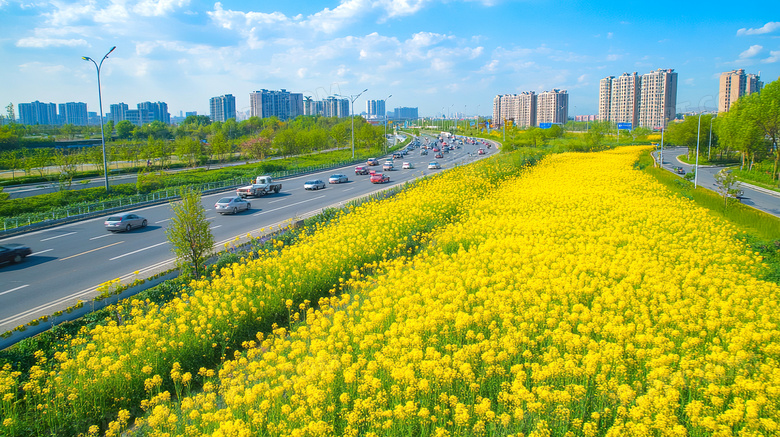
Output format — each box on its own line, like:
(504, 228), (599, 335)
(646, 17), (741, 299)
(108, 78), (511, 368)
(59, 241), (125, 261)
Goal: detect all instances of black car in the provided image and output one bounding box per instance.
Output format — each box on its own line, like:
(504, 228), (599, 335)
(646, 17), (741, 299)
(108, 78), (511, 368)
(0, 243), (32, 265)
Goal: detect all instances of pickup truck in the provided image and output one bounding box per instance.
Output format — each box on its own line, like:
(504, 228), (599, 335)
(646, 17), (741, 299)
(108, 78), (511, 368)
(236, 175), (282, 198)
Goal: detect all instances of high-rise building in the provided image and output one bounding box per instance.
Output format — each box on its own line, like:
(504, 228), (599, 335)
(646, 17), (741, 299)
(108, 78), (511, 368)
(58, 102), (88, 126)
(110, 103), (129, 124)
(638, 69), (677, 129)
(366, 100), (386, 119)
(599, 69), (677, 128)
(493, 93), (537, 128)
(719, 69), (763, 113)
(599, 72), (640, 127)
(209, 94), (237, 123)
(18, 101), (58, 125)
(536, 89), (569, 125)
(393, 107), (419, 120)
(138, 101), (170, 124)
(250, 89), (304, 120)
(126, 109), (152, 126)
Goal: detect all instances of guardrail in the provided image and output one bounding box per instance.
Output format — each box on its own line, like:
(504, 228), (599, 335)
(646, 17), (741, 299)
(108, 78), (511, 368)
(0, 160), (362, 237)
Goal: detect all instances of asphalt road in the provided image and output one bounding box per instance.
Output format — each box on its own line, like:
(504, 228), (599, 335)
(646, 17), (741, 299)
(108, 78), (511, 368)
(0, 136), (495, 333)
(654, 147), (780, 218)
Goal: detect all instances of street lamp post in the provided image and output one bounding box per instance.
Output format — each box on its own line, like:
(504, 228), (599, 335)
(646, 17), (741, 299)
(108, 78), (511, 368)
(707, 115), (715, 161)
(384, 94), (392, 156)
(82, 46), (116, 192)
(336, 89), (368, 159)
(694, 112), (703, 188)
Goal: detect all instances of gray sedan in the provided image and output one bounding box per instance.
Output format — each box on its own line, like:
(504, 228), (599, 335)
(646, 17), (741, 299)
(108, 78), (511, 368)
(104, 212), (147, 232)
(215, 196), (251, 214)
(304, 179), (326, 190)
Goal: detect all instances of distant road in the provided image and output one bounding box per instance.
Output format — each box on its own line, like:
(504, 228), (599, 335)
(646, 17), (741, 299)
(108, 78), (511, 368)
(654, 147), (780, 218)
(0, 135), (493, 333)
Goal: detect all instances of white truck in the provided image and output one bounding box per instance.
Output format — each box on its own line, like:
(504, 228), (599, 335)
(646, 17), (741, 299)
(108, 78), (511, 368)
(236, 175), (282, 198)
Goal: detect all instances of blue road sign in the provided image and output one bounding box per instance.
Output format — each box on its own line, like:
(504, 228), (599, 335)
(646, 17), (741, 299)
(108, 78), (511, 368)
(539, 122), (552, 129)
(617, 122), (632, 130)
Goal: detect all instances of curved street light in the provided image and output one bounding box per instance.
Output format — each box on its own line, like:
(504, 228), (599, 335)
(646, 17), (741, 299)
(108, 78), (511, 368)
(384, 94), (392, 156)
(82, 46), (116, 192)
(336, 89), (368, 159)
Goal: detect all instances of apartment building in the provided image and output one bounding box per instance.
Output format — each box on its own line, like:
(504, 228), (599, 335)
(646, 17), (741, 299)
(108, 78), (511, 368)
(492, 92), (537, 128)
(719, 69), (763, 113)
(599, 69), (676, 128)
(537, 89), (568, 125)
(209, 94), (237, 123)
(58, 102), (89, 126)
(18, 101), (60, 126)
(366, 100), (386, 119)
(250, 89), (304, 121)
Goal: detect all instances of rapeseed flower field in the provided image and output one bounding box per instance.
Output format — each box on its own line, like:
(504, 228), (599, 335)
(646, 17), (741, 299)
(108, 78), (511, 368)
(3, 146), (779, 436)
(128, 147), (779, 436)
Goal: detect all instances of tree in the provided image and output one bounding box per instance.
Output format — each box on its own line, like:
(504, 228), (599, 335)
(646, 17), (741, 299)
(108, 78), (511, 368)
(240, 136), (271, 161)
(175, 137), (201, 167)
(749, 79), (780, 180)
(274, 129), (299, 157)
(166, 187), (214, 278)
(714, 169), (742, 207)
(717, 97), (764, 170)
(52, 148), (78, 190)
(115, 120), (135, 139)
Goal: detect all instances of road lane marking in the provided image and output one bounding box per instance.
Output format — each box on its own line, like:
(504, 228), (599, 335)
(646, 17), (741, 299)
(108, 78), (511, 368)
(251, 195), (326, 216)
(210, 225), (222, 230)
(0, 285), (28, 297)
(109, 241), (168, 261)
(33, 248), (53, 255)
(155, 218), (171, 224)
(40, 232), (77, 242)
(60, 241), (125, 261)
(89, 234), (113, 240)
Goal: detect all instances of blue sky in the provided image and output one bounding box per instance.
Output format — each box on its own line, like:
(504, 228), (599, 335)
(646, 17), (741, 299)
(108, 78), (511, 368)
(1, 0), (778, 119)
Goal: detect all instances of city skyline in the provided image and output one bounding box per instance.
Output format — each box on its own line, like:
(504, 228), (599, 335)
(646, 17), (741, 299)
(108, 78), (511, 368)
(1, 2), (779, 118)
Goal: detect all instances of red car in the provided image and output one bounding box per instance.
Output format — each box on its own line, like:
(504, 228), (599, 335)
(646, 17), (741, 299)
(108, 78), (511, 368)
(434, 152), (444, 159)
(355, 166), (369, 175)
(478, 149), (485, 155)
(370, 173), (390, 184)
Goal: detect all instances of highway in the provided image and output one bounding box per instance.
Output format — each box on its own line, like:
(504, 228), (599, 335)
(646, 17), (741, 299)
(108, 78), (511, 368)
(0, 136), (496, 333)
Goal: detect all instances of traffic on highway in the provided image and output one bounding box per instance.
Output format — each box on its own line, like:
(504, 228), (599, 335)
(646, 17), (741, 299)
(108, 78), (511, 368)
(0, 134), (498, 333)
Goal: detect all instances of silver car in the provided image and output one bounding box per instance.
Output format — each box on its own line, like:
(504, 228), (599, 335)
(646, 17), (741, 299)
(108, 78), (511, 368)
(105, 212), (147, 232)
(304, 179), (326, 190)
(328, 174), (349, 184)
(215, 196), (251, 214)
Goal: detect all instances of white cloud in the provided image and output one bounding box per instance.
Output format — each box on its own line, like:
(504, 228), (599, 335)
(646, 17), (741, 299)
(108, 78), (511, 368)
(374, 0), (430, 18)
(763, 50), (780, 63)
(606, 54), (619, 61)
(133, 0), (190, 17)
(737, 22), (780, 36)
(480, 59), (499, 73)
(208, 3), (290, 30)
(16, 37), (88, 48)
(607, 32), (613, 39)
(19, 62), (68, 74)
(739, 44), (763, 59)
(305, 0), (367, 33)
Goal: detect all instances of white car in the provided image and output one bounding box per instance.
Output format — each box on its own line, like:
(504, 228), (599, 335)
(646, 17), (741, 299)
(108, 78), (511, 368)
(402, 162), (413, 169)
(383, 162), (394, 171)
(428, 162), (441, 170)
(215, 196), (251, 214)
(304, 179), (326, 190)
(328, 174), (349, 184)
